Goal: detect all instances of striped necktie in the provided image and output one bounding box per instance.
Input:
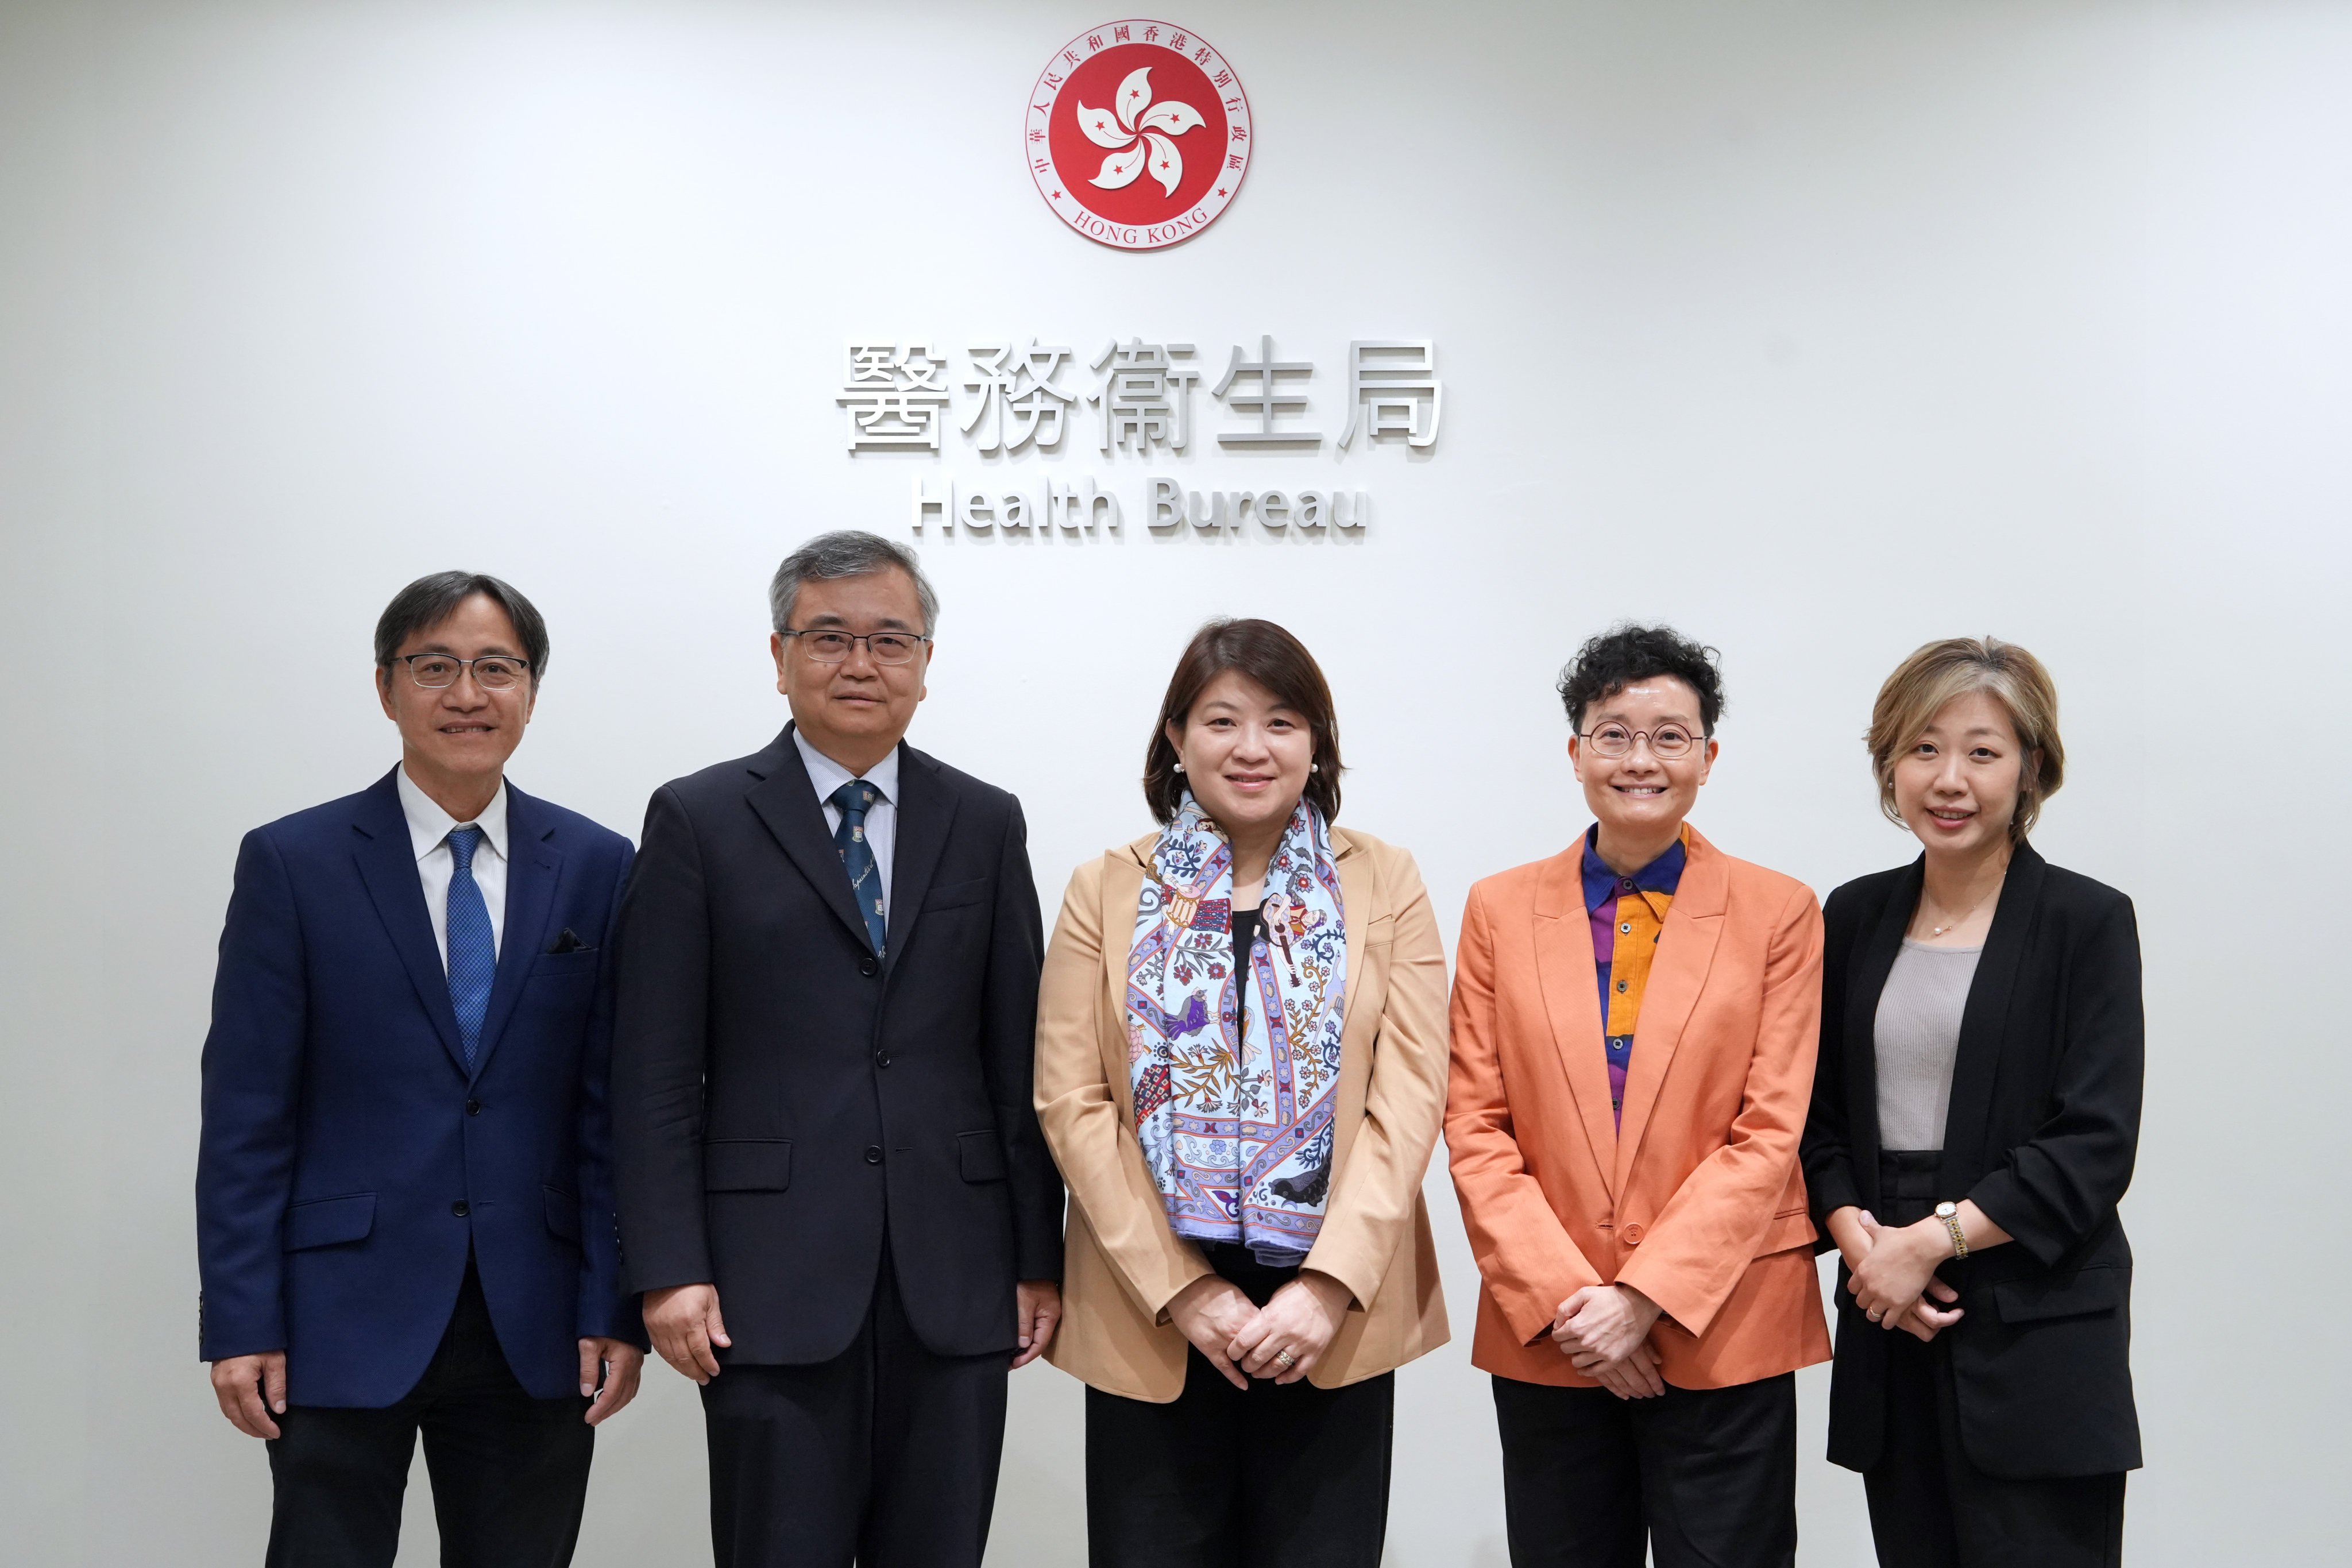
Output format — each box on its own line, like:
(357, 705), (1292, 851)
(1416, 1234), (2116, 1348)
(444, 826), (496, 1068)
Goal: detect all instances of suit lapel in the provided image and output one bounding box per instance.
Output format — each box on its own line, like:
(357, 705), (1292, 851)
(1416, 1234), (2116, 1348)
(1328, 832), (1388, 1178)
(1531, 848), (1623, 1199)
(349, 770), (468, 1075)
(471, 784), (563, 1082)
(881, 744), (956, 977)
(1612, 828), (1727, 1197)
(744, 726), (874, 952)
(1938, 842), (2044, 1191)
(1097, 841), (1152, 1124)
(1844, 858), (1922, 1204)
(1333, 833), (1374, 1059)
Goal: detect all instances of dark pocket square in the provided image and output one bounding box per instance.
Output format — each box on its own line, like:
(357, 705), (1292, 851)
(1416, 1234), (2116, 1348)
(547, 927), (590, 955)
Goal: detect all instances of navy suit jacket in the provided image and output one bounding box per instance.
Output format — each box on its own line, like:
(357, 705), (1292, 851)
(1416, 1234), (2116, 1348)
(196, 768), (643, 1407)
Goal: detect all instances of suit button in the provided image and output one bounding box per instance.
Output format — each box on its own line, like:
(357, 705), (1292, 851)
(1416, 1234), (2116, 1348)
(465, 1099), (482, 1116)
(1621, 1223), (1644, 1245)
(859, 956), (879, 978)
(864, 1146), (883, 1165)
(875, 1052), (891, 1069)
(451, 1200), (470, 1218)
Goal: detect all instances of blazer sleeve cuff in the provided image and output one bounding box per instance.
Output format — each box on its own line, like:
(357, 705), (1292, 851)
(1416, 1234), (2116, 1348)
(1493, 1264), (1593, 1347)
(1015, 1239), (1066, 1283)
(1144, 1252), (1218, 1324)
(1964, 1172), (2069, 1269)
(1808, 1164), (1863, 1226)
(198, 1328), (287, 1363)
(616, 1250), (715, 1298)
(197, 1285), (287, 1364)
(1619, 1267), (1722, 1339)
(576, 1292), (650, 1350)
(1300, 1246), (1379, 1315)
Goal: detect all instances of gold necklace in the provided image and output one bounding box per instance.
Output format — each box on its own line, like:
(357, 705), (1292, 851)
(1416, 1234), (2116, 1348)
(1920, 880), (1998, 939)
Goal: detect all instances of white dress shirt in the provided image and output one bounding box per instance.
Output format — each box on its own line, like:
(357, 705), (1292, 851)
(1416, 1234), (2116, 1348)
(396, 764), (509, 970)
(794, 729), (899, 921)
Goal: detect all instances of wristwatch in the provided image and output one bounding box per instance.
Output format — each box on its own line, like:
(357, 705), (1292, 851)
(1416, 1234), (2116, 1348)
(1934, 1201), (1969, 1260)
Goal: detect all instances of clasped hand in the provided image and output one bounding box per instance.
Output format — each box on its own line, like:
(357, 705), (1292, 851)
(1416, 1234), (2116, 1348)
(1552, 1283), (1666, 1400)
(1168, 1270), (1351, 1389)
(1831, 1208), (1963, 1340)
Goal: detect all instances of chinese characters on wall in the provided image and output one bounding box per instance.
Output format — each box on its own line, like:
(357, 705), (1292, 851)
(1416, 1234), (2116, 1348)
(835, 336), (1440, 536)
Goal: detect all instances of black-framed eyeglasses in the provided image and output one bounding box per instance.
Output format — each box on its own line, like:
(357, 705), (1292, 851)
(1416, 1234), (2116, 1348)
(781, 629), (932, 666)
(393, 653), (532, 690)
(1578, 722), (1705, 759)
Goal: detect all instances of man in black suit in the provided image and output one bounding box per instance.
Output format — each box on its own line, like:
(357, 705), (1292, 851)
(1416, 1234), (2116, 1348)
(612, 530), (1063, 1568)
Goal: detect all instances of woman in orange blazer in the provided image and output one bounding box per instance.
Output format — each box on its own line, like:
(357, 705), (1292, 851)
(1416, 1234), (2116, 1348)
(1036, 618), (1449, 1567)
(1447, 625), (1828, 1568)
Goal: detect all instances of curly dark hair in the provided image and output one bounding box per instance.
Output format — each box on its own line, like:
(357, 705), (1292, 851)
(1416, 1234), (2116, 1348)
(1557, 623), (1726, 735)
(1144, 618), (1343, 824)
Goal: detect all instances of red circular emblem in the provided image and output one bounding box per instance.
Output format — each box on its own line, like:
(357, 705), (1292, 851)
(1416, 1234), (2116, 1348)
(1026, 21), (1251, 250)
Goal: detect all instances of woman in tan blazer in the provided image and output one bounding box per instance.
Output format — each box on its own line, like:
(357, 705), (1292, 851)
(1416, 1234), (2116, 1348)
(1447, 625), (1828, 1568)
(1034, 617), (1449, 1568)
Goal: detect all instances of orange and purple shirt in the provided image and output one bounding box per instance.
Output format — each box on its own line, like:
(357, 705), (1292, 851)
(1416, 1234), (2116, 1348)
(1581, 823), (1690, 1128)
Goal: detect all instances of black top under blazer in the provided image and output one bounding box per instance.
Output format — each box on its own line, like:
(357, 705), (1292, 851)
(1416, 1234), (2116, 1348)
(1802, 841), (2144, 1479)
(611, 725), (1063, 1365)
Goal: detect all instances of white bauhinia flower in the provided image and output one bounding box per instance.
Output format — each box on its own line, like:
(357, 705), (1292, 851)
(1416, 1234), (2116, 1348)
(1076, 67), (1206, 198)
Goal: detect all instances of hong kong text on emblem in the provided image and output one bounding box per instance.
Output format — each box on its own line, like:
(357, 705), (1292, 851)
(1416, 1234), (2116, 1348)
(1026, 21), (1251, 251)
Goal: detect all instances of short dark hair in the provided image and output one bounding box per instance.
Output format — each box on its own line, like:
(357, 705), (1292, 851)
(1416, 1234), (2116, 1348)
(1144, 619), (1344, 824)
(374, 571), (550, 684)
(1557, 623), (1725, 734)
(770, 530), (939, 636)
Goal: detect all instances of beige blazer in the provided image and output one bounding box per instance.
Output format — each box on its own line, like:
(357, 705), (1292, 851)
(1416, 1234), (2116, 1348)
(1034, 825), (1451, 1401)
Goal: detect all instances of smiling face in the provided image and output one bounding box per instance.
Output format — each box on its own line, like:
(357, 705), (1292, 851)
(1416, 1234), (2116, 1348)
(1890, 689), (2032, 859)
(1167, 670), (1315, 843)
(377, 593), (536, 795)
(770, 567), (931, 773)
(1570, 676), (1717, 857)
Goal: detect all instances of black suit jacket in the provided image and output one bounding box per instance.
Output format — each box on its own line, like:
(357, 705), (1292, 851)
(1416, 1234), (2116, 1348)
(611, 725), (1062, 1364)
(1802, 842), (2144, 1479)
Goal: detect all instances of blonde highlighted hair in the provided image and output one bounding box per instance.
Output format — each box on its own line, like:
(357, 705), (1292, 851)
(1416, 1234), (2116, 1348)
(1867, 638), (2064, 842)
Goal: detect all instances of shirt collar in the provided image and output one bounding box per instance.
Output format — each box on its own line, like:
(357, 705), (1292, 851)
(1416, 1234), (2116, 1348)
(396, 764), (509, 865)
(1580, 822), (1689, 912)
(793, 727), (899, 808)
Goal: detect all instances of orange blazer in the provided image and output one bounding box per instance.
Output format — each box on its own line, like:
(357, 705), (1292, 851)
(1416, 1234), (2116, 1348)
(1446, 824), (1830, 1389)
(1036, 827), (1451, 1402)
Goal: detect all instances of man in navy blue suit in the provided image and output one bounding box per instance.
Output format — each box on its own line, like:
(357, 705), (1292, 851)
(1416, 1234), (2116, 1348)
(197, 571), (645, 1568)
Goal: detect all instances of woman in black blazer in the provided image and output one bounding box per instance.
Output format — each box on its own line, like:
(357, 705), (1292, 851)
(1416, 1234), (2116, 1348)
(1803, 638), (2141, 1568)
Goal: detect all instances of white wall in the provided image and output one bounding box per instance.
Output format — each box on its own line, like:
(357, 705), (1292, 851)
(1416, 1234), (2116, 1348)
(2, 2), (2346, 1563)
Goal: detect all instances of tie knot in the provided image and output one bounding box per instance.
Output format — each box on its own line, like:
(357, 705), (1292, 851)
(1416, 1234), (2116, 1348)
(828, 780), (880, 822)
(446, 825), (482, 870)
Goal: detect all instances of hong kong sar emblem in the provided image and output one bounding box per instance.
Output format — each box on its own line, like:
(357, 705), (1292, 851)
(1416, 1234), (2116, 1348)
(1026, 20), (1251, 250)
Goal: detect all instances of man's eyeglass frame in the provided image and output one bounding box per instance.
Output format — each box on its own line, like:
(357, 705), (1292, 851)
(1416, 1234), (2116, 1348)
(391, 653), (533, 690)
(779, 628), (933, 667)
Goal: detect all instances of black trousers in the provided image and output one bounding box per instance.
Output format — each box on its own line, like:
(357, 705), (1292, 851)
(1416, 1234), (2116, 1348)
(1083, 1245), (1396, 1568)
(700, 1257), (1009, 1568)
(264, 1257), (594, 1568)
(1864, 1152), (2126, 1568)
(1490, 1371), (1798, 1568)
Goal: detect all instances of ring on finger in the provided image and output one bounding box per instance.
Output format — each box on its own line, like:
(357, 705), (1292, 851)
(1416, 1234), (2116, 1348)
(1274, 1349), (1296, 1370)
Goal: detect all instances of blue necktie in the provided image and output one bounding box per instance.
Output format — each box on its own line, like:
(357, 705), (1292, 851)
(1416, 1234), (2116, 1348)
(445, 826), (496, 1068)
(828, 781), (888, 957)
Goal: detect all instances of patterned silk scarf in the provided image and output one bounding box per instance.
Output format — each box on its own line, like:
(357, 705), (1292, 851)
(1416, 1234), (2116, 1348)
(1126, 792), (1349, 1266)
